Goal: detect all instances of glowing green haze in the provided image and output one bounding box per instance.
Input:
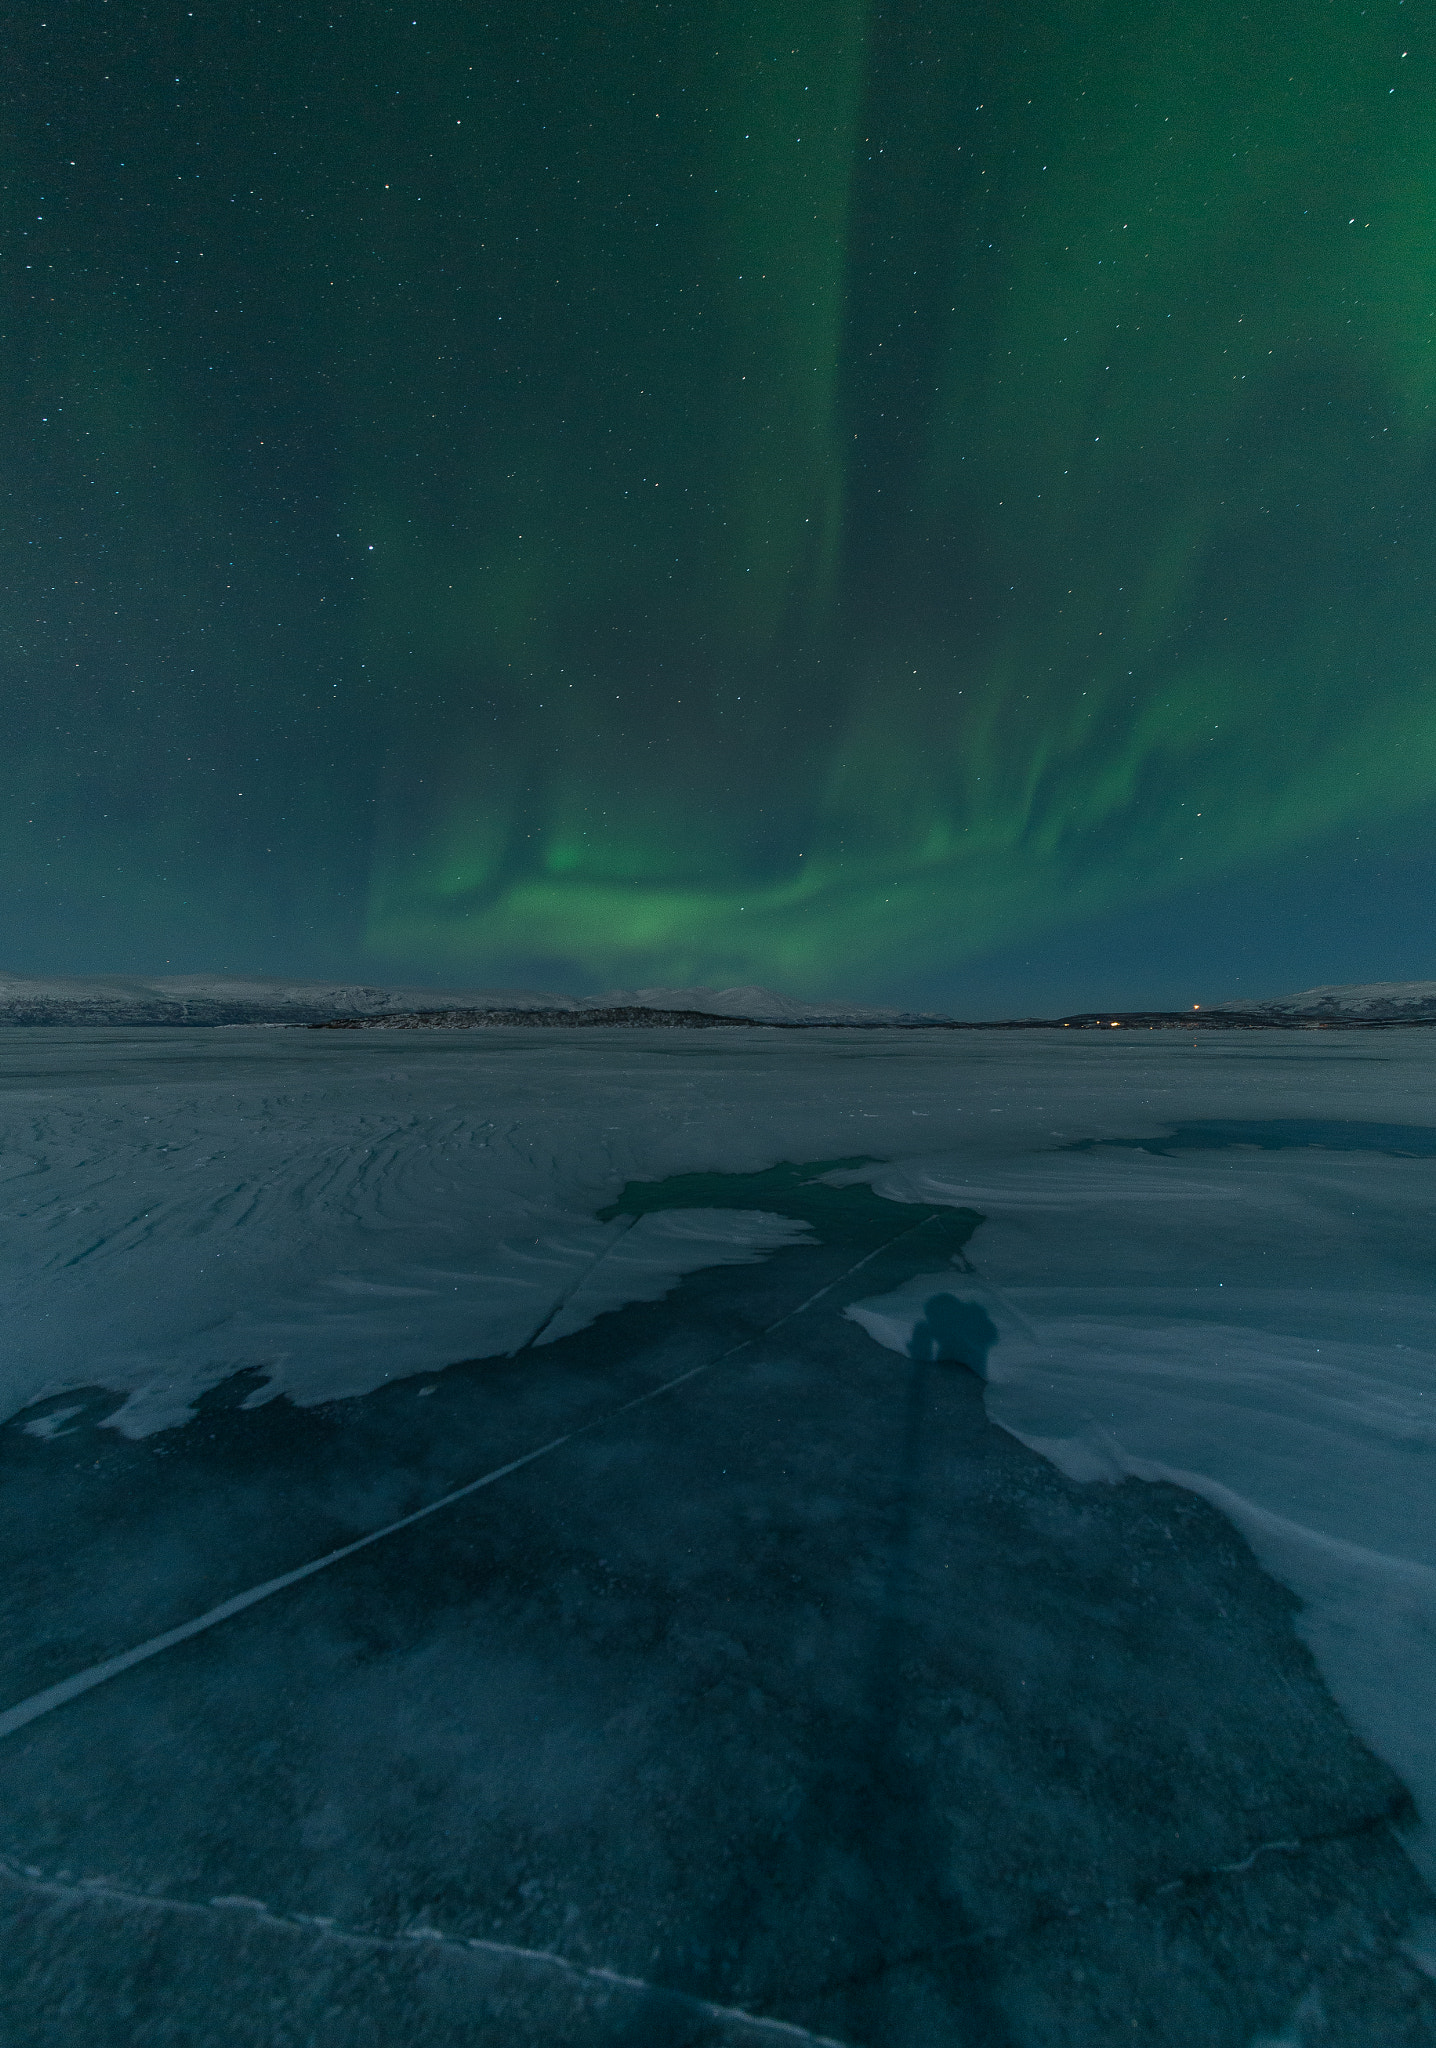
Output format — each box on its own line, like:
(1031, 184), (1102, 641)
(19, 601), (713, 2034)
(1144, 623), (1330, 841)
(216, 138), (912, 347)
(4, 0), (1435, 1002)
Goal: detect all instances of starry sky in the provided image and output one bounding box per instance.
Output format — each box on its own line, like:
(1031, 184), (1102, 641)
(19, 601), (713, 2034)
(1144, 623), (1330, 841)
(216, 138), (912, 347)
(5, 0), (1435, 1011)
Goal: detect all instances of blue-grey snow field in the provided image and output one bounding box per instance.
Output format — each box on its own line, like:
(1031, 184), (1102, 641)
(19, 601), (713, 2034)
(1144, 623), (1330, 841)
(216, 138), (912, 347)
(2, 1020), (1435, 2045)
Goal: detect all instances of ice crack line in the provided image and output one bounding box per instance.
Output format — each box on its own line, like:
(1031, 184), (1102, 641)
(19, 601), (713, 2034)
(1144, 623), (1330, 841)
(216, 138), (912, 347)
(809, 1805), (1411, 2003)
(513, 1210), (639, 1353)
(0, 1858), (851, 2047)
(0, 1213), (940, 1745)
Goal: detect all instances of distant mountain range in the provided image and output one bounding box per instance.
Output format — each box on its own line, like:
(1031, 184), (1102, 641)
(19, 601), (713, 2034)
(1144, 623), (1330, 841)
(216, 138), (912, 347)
(0, 973), (1432, 1028)
(0, 974), (927, 1028)
(1211, 981), (1436, 1023)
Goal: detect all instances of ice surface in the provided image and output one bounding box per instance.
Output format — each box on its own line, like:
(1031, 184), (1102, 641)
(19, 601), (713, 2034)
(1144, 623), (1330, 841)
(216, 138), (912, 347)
(844, 1135), (1436, 1883)
(0, 1036), (830, 1433)
(3, 1023), (1434, 1879)
(531, 1208), (814, 1347)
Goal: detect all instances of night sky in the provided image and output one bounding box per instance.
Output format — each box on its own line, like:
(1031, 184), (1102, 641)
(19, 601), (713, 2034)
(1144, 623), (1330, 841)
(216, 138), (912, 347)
(5, 0), (1434, 1010)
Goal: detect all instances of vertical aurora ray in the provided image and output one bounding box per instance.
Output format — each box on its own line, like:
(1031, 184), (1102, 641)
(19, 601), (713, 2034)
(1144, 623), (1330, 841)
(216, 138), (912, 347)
(361, 0), (1436, 989)
(359, 1), (871, 978)
(4, 0), (1434, 995)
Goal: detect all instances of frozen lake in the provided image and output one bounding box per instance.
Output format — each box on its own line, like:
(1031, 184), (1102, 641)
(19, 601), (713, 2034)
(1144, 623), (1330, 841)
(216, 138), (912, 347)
(2, 1024), (1434, 2042)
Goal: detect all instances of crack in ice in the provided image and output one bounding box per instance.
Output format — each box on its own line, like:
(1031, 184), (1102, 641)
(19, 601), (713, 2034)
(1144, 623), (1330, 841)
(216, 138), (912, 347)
(0, 1215), (939, 1745)
(807, 1807), (1411, 2003)
(0, 1857), (853, 2046)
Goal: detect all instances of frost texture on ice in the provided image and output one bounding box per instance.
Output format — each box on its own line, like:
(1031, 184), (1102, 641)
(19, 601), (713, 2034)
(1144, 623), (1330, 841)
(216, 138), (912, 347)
(2, 1020), (1434, 1880)
(0, 1035), (824, 1433)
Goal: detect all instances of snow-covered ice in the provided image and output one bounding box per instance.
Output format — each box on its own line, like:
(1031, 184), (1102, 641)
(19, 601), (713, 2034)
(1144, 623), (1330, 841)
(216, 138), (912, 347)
(2, 1021), (1434, 1881)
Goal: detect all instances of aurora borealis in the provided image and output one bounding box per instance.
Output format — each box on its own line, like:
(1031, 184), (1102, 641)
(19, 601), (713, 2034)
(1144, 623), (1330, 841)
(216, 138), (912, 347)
(5, 0), (1435, 1006)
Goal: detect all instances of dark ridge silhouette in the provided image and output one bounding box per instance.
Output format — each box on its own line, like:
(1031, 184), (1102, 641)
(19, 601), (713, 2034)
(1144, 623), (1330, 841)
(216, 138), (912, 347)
(311, 1007), (1436, 1033)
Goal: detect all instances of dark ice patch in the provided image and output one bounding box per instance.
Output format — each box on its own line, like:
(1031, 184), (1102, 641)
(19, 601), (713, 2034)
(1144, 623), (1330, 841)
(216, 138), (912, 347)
(1067, 1118), (1436, 1159)
(598, 1157), (982, 1255)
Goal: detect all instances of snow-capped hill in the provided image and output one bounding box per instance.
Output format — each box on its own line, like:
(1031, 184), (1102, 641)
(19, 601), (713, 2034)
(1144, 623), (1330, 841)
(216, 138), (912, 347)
(0, 974), (924, 1028)
(1218, 980), (1436, 1022)
(0, 975), (561, 1026)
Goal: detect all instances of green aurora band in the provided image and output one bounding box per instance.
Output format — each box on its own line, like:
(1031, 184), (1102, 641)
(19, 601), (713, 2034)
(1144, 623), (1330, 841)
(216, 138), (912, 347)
(5, 0), (1435, 995)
